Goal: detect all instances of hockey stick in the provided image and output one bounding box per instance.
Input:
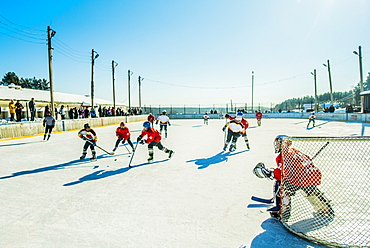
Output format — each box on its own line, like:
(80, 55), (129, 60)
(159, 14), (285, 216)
(124, 144), (132, 154)
(127, 142), (140, 168)
(312, 141), (329, 160)
(251, 196), (273, 204)
(86, 140), (114, 155)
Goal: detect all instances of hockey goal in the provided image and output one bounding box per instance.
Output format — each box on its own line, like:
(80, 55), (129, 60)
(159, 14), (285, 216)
(279, 136), (370, 247)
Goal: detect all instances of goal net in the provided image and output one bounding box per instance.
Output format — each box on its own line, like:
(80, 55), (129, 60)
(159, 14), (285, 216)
(279, 136), (370, 247)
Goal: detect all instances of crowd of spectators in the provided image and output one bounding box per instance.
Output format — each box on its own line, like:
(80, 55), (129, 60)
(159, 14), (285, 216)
(2, 98), (142, 122)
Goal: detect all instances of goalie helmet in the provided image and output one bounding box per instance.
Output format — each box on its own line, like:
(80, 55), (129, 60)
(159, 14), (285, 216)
(253, 162), (273, 179)
(274, 135), (288, 153)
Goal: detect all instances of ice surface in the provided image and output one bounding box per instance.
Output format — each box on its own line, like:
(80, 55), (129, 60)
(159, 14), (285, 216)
(1, 118), (368, 247)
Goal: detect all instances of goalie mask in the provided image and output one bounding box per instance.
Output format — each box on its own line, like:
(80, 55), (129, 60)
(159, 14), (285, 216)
(253, 162), (273, 179)
(274, 135), (288, 153)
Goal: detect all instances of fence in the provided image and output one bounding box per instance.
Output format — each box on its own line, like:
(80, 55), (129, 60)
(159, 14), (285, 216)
(279, 136), (370, 247)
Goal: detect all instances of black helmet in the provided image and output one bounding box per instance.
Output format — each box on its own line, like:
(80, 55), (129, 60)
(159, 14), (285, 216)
(84, 123), (90, 129)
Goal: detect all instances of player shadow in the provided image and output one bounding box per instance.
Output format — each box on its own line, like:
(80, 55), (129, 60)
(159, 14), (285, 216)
(250, 218), (327, 248)
(186, 150), (247, 169)
(0, 153), (124, 180)
(0, 140), (44, 147)
(306, 121), (329, 130)
(63, 159), (168, 186)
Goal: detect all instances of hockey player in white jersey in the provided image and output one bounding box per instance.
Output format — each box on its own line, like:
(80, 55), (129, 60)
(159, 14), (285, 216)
(156, 110), (171, 138)
(222, 116), (244, 152)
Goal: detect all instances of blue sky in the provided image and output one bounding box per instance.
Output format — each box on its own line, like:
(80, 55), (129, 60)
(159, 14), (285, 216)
(1, 0), (369, 108)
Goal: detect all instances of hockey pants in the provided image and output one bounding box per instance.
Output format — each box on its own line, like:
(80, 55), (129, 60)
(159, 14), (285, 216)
(82, 141), (96, 157)
(114, 138), (134, 149)
(159, 124), (168, 137)
(224, 130), (241, 150)
(148, 141), (169, 158)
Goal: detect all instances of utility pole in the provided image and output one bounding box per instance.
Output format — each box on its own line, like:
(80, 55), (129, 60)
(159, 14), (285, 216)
(138, 76), (144, 109)
(128, 70), (133, 112)
(251, 71), (254, 113)
(311, 69), (318, 112)
(112, 60), (118, 110)
(47, 26), (56, 116)
(353, 45), (364, 92)
(323, 60), (334, 106)
(91, 49), (99, 109)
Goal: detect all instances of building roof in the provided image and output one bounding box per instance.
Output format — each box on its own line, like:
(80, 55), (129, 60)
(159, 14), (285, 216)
(0, 85), (125, 106)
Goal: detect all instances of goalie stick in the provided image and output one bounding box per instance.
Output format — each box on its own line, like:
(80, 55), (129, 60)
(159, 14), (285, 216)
(251, 196), (274, 204)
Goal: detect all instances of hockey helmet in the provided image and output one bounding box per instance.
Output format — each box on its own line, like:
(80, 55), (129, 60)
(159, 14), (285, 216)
(162, 110), (167, 114)
(84, 123), (91, 129)
(237, 112), (243, 116)
(120, 122), (125, 126)
(143, 121), (151, 128)
(253, 162), (273, 179)
(274, 135), (288, 153)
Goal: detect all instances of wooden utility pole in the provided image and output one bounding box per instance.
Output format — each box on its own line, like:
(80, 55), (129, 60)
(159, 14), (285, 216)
(251, 71), (254, 113)
(128, 70), (132, 112)
(138, 76), (143, 109)
(112, 60), (118, 110)
(311, 69), (318, 112)
(91, 49), (99, 109)
(47, 26), (56, 116)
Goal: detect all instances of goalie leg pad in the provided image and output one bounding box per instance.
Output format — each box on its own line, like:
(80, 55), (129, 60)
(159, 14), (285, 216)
(305, 194), (334, 215)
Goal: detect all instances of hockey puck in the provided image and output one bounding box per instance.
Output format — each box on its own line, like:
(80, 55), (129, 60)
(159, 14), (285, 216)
(114, 159), (117, 161)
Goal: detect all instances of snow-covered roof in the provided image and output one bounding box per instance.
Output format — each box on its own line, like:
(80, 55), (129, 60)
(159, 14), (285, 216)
(360, 90), (370, 96)
(0, 85), (125, 106)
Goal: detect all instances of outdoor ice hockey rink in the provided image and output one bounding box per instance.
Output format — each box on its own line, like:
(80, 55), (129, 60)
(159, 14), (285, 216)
(1, 118), (369, 248)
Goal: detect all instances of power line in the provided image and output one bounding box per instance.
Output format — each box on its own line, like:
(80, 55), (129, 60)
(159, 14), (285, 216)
(0, 31), (45, 44)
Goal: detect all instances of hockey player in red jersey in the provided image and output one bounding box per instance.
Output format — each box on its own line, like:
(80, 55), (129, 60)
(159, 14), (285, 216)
(78, 123), (98, 161)
(113, 122), (134, 152)
(253, 135), (334, 219)
(147, 113), (155, 127)
(137, 121), (174, 163)
(255, 110), (263, 126)
(225, 112), (250, 149)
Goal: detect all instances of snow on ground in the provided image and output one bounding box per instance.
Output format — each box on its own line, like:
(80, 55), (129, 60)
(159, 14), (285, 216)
(0, 118), (369, 248)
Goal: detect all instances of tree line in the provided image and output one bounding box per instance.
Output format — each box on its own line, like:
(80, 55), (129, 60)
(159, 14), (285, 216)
(0, 72), (49, 90)
(274, 73), (370, 111)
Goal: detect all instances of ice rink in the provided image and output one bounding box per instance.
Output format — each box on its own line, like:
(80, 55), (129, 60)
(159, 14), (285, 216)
(1, 118), (369, 248)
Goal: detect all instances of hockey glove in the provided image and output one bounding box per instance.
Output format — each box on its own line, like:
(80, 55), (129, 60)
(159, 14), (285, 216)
(222, 126), (226, 131)
(225, 114), (230, 118)
(168, 123), (171, 126)
(139, 139), (146, 145)
(82, 136), (87, 140)
(137, 136), (142, 142)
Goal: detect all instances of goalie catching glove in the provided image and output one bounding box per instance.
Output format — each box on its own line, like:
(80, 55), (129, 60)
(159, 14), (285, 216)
(253, 162), (274, 180)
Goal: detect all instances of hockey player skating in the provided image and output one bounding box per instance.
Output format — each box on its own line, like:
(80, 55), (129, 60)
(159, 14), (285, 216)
(147, 113), (155, 127)
(253, 135), (334, 219)
(222, 116), (244, 152)
(113, 122), (134, 152)
(225, 112), (250, 149)
(137, 121), (174, 163)
(156, 110), (171, 138)
(203, 113), (210, 125)
(42, 112), (55, 141)
(307, 112), (316, 128)
(78, 123), (98, 161)
(255, 110), (263, 126)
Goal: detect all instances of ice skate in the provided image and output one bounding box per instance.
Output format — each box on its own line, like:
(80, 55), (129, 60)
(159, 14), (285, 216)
(168, 150), (174, 159)
(229, 145), (236, 152)
(90, 153), (97, 162)
(147, 156), (154, 163)
(80, 155), (86, 160)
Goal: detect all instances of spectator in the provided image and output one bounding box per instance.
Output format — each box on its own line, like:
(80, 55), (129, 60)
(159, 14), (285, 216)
(15, 100), (24, 122)
(59, 105), (66, 119)
(84, 107), (90, 118)
(44, 105), (50, 117)
(8, 100), (16, 121)
(68, 107), (74, 119)
(90, 108), (97, 118)
(29, 97), (36, 121)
